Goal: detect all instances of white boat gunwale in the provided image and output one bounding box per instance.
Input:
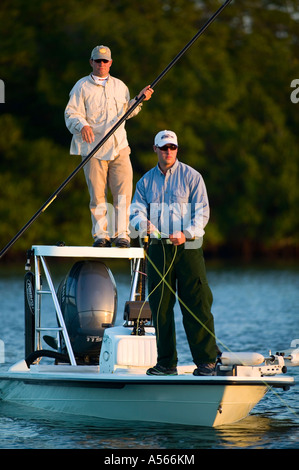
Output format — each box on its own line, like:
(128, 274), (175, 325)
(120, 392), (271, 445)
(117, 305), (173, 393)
(0, 374), (293, 388)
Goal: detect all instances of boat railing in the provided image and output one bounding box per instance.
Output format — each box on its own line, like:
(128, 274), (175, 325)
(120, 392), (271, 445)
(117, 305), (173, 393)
(29, 245), (145, 366)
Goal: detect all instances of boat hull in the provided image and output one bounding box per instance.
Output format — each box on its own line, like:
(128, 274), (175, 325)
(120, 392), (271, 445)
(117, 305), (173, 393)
(0, 365), (293, 427)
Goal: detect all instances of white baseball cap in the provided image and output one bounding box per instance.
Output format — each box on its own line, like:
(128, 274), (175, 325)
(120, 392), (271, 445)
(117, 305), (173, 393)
(154, 130), (178, 148)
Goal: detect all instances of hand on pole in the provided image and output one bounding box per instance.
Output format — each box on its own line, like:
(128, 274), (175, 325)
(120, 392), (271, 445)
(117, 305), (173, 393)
(138, 85), (154, 101)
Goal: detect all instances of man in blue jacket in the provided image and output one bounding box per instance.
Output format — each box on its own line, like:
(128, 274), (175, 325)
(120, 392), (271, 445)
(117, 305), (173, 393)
(130, 130), (218, 376)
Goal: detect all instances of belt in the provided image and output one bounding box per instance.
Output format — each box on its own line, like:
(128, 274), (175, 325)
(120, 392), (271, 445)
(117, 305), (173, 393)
(150, 238), (195, 245)
(150, 238), (173, 245)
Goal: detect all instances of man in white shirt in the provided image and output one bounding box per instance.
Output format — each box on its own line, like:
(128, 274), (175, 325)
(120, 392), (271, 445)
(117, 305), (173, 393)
(65, 45), (153, 247)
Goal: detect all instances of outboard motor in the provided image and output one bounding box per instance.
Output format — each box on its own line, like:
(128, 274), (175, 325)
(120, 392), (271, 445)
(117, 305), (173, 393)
(57, 260), (117, 363)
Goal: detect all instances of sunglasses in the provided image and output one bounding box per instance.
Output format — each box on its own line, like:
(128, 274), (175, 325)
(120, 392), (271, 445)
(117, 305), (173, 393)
(159, 144), (177, 151)
(93, 59), (110, 63)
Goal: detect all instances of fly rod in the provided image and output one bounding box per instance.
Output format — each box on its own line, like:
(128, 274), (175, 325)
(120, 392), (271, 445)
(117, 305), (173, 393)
(0, 0), (232, 259)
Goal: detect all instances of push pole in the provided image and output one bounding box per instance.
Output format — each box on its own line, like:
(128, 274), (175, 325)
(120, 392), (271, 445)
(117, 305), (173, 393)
(0, 0), (232, 259)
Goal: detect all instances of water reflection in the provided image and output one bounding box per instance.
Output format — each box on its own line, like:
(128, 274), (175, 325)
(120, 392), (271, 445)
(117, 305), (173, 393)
(0, 400), (298, 449)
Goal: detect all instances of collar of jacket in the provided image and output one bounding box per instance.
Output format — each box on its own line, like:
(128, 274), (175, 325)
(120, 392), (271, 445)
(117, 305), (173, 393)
(157, 158), (179, 176)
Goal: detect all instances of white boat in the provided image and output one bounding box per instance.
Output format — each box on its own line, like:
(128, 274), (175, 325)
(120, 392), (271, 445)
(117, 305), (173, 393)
(0, 245), (295, 427)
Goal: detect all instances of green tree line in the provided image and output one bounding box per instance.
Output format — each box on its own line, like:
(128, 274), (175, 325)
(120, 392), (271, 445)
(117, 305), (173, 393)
(0, 0), (298, 260)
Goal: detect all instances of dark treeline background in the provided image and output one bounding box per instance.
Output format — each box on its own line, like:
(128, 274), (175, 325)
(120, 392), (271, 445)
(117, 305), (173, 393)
(0, 0), (298, 260)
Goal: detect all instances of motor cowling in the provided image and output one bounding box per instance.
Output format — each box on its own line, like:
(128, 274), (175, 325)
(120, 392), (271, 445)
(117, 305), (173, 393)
(57, 260), (117, 362)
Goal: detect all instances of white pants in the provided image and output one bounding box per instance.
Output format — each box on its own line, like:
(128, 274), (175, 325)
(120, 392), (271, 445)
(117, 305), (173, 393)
(82, 146), (133, 241)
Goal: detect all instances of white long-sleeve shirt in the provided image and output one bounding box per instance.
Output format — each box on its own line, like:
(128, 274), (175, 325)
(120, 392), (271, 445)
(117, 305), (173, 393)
(65, 74), (142, 160)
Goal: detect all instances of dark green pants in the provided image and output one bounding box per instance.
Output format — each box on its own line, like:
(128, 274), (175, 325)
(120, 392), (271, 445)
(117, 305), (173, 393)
(147, 243), (217, 368)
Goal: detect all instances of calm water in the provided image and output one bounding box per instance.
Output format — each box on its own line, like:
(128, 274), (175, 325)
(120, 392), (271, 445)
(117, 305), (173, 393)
(0, 259), (298, 450)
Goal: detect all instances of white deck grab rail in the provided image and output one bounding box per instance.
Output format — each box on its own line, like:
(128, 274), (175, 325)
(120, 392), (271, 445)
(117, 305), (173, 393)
(39, 255), (77, 366)
(31, 245), (145, 367)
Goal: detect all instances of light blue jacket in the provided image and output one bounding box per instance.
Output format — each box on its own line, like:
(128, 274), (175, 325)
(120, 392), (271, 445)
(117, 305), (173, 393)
(130, 159), (210, 240)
